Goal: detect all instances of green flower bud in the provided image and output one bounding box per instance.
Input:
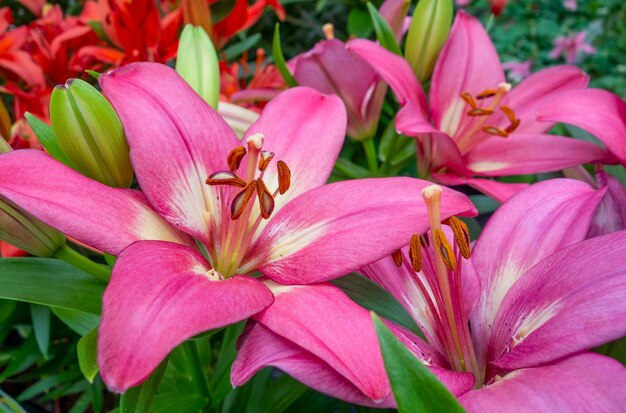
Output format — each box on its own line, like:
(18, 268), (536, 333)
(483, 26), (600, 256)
(176, 24), (220, 109)
(50, 78), (132, 188)
(0, 145), (65, 256)
(404, 0), (453, 82)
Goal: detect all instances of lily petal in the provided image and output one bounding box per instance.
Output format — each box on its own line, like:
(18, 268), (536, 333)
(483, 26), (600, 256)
(100, 62), (241, 245)
(243, 87), (346, 206)
(470, 179), (605, 368)
(99, 240), (273, 392)
(535, 88), (626, 165)
(0, 150), (189, 255)
(460, 353), (626, 413)
(430, 11), (504, 137)
(250, 178), (476, 284)
(588, 173), (626, 237)
(467, 133), (609, 176)
(490, 230), (626, 369)
(433, 173), (529, 202)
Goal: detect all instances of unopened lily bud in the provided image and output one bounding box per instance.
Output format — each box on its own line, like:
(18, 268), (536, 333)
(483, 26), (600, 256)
(0, 145), (64, 256)
(176, 24), (220, 109)
(404, 0), (453, 82)
(50, 78), (132, 188)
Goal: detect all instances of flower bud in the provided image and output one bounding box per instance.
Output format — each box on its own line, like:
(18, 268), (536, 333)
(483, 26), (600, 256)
(0, 145), (65, 257)
(50, 78), (132, 188)
(176, 24), (220, 109)
(404, 0), (453, 82)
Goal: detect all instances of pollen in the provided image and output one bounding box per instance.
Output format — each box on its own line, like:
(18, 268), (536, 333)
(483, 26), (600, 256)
(408, 234), (423, 272)
(434, 229), (457, 271)
(443, 217), (471, 259)
(227, 146), (247, 171)
(277, 160), (291, 194)
(392, 250), (403, 267)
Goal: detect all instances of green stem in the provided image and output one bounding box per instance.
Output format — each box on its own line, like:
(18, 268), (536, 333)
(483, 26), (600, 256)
(183, 341), (212, 406)
(380, 132), (399, 176)
(362, 138), (378, 174)
(54, 244), (110, 282)
(485, 14), (495, 33)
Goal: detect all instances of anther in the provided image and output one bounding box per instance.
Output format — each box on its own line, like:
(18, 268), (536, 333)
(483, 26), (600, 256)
(500, 106), (516, 122)
(277, 161), (291, 195)
(476, 89), (498, 99)
(434, 229), (457, 271)
(482, 126), (509, 137)
(322, 23), (335, 40)
(246, 133), (264, 150)
(408, 234), (422, 272)
(256, 179), (275, 219)
(443, 217), (471, 259)
(206, 171), (247, 188)
(467, 108), (494, 117)
(227, 146), (247, 171)
(460, 92), (477, 109)
(392, 250), (403, 267)
(231, 182), (257, 220)
(258, 151), (275, 172)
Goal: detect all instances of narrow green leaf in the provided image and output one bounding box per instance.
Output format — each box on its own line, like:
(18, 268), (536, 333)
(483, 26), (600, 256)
(0, 258), (105, 314)
(85, 70), (101, 80)
(372, 313), (466, 413)
(24, 113), (73, 167)
(68, 391), (92, 413)
(272, 24), (298, 87)
(17, 371), (82, 401)
(209, 322), (246, 403)
(366, 2), (402, 55)
(51, 307), (100, 335)
(223, 33), (262, 61)
(0, 334), (39, 380)
(333, 274), (420, 334)
(120, 357), (169, 413)
(150, 393), (209, 413)
(348, 8), (374, 38)
(469, 195), (500, 215)
(0, 389), (27, 413)
(29, 304), (50, 358)
(77, 328), (99, 383)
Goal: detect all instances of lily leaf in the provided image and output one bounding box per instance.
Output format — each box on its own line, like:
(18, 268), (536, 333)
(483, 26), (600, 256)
(120, 357), (169, 413)
(272, 24), (298, 87)
(77, 328), (99, 383)
(0, 258), (105, 315)
(372, 313), (466, 413)
(366, 2), (402, 55)
(25, 113), (74, 167)
(30, 304), (51, 358)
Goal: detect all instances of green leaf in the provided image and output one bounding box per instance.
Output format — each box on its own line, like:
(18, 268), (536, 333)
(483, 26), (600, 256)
(366, 2), (402, 55)
(150, 393), (209, 413)
(77, 328), (99, 383)
(24, 113), (73, 167)
(51, 307), (100, 335)
(272, 24), (298, 87)
(0, 258), (105, 314)
(120, 357), (169, 413)
(333, 274), (420, 334)
(469, 195), (500, 215)
(85, 70), (101, 80)
(68, 391), (92, 413)
(0, 334), (39, 380)
(29, 304), (50, 358)
(0, 389), (27, 413)
(223, 33), (262, 61)
(372, 313), (466, 413)
(17, 371), (82, 401)
(348, 8), (374, 38)
(209, 322), (246, 403)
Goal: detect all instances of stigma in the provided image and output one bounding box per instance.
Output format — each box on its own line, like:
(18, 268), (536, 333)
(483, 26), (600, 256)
(206, 133), (292, 220)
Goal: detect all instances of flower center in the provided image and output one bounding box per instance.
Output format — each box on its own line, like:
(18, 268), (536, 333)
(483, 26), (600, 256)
(205, 133), (291, 277)
(456, 83), (521, 155)
(394, 185), (482, 384)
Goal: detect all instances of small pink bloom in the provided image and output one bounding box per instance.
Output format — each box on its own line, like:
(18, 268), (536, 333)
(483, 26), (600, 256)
(563, 0), (577, 11)
(455, 0), (471, 6)
(502, 60), (532, 82)
(549, 31), (596, 65)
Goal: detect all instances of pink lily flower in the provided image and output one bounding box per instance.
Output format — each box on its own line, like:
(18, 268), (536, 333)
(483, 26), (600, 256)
(348, 11), (610, 202)
(234, 179), (626, 410)
(0, 63), (477, 392)
(549, 31), (596, 65)
(502, 60), (533, 82)
(588, 171), (626, 237)
(288, 24), (387, 141)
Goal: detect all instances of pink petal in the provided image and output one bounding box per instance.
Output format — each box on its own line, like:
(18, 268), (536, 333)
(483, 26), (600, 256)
(347, 39), (431, 122)
(460, 353), (626, 413)
(497, 66), (588, 134)
(535, 89), (626, 165)
(99, 241), (273, 392)
(467, 133), (609, 176)
(100, 63), (241, 245)
(379, 0), (411, 42)
(433, 173), (529, 202)
(430, 11), (504, 137)
(251, 178), (476, 284)
(489, 230), (626, 369)
(232, 322), (396, 408)
(243, 87), (346, 206)
(0, 150), (189, 255)
(469, 179), (606, 369)
(588, 173), (626, 237)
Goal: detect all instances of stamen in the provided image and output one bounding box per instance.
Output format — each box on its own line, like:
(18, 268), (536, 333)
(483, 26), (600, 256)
(392, 250), (403, 267)
(322, 23), (335, 40)
(258, 150), (275, 172)
(231, 182), (257, 219)
(227, 146), (247, 171)
(500, 106), (516, 123)
(460, 92), (477, 109)
(467, 108), (494, 117)
(256, 179), (275, 219)
(408, 234), (422, 272)
(482, 126), (509, 137)
(505, 119), (521, 134)
(277, 160), (291, 195)
(443, 217), (471, 259)
(246, 133), (264, 150)
(206, 171), (247, 188)
(476, 89), (498, 99)
(434, 229), (457, 271)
